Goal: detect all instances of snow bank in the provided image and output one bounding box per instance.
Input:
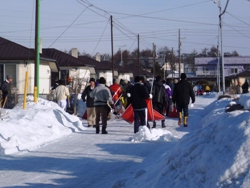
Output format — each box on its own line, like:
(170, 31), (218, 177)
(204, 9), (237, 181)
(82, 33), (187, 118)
(239, 93), (250, 110)
(131, 126), (178, 142)
(122, 95), (250, 188)
(0, 96), (85, 155)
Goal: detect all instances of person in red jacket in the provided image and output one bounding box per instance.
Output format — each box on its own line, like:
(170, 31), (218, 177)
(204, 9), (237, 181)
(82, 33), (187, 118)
(109, 78), (123, 115)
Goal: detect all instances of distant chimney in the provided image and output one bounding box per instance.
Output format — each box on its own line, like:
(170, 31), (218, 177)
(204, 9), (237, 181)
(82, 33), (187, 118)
(96, 53), (101, 62)
(71, 48), (78, 58)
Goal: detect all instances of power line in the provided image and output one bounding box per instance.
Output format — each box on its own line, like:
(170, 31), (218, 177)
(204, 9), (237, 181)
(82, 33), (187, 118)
(91, 19), (110, 55)
(48, 5), (90, 47)
(226, 11), (250, 27)
(223, 22), (250, 39)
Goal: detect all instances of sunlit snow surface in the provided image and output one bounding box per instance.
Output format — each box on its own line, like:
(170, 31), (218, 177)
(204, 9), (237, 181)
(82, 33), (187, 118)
(1, 93), (250, 188)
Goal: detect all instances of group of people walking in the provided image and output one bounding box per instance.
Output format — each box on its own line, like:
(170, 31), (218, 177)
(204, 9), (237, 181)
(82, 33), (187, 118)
(0, 73), (196, 134)
(79, 73), (195, 134)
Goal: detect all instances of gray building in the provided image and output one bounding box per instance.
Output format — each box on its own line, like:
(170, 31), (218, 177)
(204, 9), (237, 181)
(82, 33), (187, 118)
(195, 56), (250, 78)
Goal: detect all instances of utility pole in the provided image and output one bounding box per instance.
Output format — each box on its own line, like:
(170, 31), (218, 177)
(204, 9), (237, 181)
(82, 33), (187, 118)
(214, 0), (230, 93)
(110, 15), (114, 81)
(219, 3), (225, 93)
(34, 0), (40, 98)
(217, 43), (221, 92)
(171, 47), (174, 79)
(178, 29), (181, 79)
(137, 34), (140, 75)
(153, 43), (156, 78)
(119, 45), (126, 66)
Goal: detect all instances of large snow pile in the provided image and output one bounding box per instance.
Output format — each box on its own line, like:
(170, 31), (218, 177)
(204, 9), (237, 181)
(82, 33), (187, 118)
(0, 96), (85, 155)
(121, 95), (250, 188)
(239, 93), (250, 110)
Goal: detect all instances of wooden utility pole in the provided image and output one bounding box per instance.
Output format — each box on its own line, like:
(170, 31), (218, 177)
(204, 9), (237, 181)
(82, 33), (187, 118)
(137, 34), (140, 75)
(171, 47), (174, 79)
(111, 15), (114, 81)
(178, 29), (181, 79)
(153, 43), (156, 78)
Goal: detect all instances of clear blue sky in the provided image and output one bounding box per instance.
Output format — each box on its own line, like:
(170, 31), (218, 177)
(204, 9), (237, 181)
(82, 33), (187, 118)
(1, 0), (250, 56)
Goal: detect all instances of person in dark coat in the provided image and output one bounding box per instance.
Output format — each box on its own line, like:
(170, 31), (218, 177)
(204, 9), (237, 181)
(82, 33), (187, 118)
(172, 73), (195, 127)
(128, 76), (150, 133)
(242, 80), (249, 94)
(1, 75), (12, 108)
(152, 76), (167, 128)
(81, 78), (96, 127)
(141, 76), (151, 94)
(162, 79), (172, 116)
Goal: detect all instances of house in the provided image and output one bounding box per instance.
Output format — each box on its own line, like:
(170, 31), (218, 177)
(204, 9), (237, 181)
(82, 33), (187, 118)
(0, 37), (59, 95)
(42, 48), (135, 87)
(79, 55), (153, 85)
(227, 70), (250, 94)
(195, 56), (250, 78)
(42, 48), (93, 92)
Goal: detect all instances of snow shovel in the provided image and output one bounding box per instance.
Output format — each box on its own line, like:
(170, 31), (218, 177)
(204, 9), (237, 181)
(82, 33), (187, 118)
(2, 96), (8, 108)
(107, 102), (116, 121)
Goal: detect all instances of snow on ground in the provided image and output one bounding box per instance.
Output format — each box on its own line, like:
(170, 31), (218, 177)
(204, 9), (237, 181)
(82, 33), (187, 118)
(0, 93), (250, 187)
(0, 96), (85, 155)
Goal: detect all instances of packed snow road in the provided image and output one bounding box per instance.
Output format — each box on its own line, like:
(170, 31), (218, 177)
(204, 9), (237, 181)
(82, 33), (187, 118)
(0, 119), (175, 187)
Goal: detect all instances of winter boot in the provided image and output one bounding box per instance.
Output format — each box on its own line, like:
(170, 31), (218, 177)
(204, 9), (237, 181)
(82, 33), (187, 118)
(152, 121), (156, 128)
(147, 122), (150, 129)
(102, 127), (108, 134)
(162, 120), (166, 128)
(184, 116), (188, 127)
(178, 112), (182, 126)
(96, 126), (100, 134)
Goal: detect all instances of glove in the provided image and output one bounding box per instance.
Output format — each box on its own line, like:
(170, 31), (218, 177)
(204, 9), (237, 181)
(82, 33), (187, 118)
(127, 93), (131, 97)
(149, 94), (153, 99)
(190, 103), (194, 108)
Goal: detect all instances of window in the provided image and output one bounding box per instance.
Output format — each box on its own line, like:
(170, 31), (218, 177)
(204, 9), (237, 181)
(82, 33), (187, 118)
(231, 68), (238, 74)
(5, 64), (17, 87)
(203, 67), (209, 73)
(0, 64), (17, 87)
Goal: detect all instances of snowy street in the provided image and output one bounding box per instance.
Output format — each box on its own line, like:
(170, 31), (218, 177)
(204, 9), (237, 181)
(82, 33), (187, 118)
(1, 94), (250, 188)
(0, 106), (186, 187)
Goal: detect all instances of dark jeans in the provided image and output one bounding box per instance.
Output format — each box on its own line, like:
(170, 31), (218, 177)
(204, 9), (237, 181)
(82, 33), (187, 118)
(153, 102), (165, 123)
(166, 99), (172, 116)
(95, 105), (108, 133)
(134, 109), (146, 133)
(176, 103), (189, 117)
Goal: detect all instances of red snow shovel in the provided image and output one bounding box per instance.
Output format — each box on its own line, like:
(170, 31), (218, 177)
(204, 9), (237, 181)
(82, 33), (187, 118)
(168, 105), (178, 118)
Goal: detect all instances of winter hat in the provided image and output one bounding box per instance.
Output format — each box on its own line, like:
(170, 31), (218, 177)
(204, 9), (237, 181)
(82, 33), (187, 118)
(181, 73), (187, 80)
(156, 75), (162, 82)
(6, 75), (12, 79)
(99, 77), (106, 84)
(89, 77), (95, 83)
(134, 76), (142, 83)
